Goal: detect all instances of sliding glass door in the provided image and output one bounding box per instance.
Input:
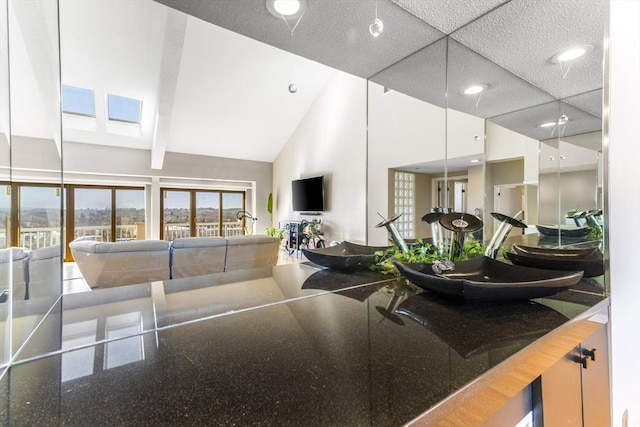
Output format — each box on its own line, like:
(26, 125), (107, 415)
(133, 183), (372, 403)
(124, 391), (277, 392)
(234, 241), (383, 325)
(161, 189), (245, 240)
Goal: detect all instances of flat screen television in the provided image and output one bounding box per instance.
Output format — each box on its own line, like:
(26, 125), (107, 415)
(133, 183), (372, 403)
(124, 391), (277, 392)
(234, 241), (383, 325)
(292, 176), (324, 212)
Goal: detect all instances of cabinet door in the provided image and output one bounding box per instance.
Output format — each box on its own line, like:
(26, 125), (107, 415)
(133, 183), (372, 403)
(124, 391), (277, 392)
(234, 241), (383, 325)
(541, 350), (584, 426)
(581, 325), (611, 427)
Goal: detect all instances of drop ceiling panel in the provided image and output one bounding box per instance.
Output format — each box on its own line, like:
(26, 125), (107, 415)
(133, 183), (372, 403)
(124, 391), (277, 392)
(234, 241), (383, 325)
(446, 39), (556, 119)
(391, 0), (510, 34)
(451, 0), (606, 99)
(489, 101), (602, 142)
(154, 0), (446, 79)
(369, 38), (448, 108)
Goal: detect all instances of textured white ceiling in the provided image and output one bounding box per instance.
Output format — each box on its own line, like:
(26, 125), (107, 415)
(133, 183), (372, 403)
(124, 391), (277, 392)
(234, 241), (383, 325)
(391, 0), (510, 34)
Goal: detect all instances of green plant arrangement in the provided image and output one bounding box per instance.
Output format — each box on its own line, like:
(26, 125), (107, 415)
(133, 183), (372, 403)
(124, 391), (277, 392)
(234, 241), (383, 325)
(371, 238), (492, 275)
(586, 224), (603, 241)
(265, 225), (285, 239)
(267, 193), (273, 216)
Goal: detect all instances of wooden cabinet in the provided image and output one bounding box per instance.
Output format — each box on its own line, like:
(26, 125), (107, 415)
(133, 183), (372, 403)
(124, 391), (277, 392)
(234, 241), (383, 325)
(540, 322), (610, 426)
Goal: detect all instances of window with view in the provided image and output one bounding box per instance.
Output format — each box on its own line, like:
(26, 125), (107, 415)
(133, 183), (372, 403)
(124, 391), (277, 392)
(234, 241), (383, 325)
(161, 189), (245, 240)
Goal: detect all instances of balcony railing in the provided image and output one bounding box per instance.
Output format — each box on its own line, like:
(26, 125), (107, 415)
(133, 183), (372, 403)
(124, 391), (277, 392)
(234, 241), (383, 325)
(1, 222), (246, 250)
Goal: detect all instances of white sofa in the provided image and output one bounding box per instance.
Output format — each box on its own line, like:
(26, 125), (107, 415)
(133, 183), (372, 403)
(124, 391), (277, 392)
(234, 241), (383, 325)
(0, 247), (29, 301)
(225, 235), (281, 272)
(27, 245), (62, 298)
(70, 235), (281, 289)
(69, 240), (171, 289)
(170, 237), (227, 279)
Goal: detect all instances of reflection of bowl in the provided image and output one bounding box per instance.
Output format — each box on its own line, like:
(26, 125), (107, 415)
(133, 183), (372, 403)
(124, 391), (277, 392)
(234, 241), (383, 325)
(395, 294), (569, 358)
(536, 224), (590, 238)
(302, 241), (390, 272)
(506, 244), (604, 277)
(395, 256), (583, 302)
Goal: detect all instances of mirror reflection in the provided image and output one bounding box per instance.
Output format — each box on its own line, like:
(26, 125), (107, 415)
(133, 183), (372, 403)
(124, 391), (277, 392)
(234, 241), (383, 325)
(0, 0), (608, 369)
(366, 0), (606, 271)
(1, 0), (64, 367)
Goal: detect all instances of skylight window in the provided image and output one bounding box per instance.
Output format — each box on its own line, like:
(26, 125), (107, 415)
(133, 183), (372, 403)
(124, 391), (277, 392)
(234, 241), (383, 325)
(107, 93), (142, 124)
(62, 85), (96, 117)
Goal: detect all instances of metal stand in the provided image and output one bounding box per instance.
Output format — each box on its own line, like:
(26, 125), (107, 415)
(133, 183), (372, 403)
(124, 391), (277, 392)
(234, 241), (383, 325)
(375, 212), (409, 254)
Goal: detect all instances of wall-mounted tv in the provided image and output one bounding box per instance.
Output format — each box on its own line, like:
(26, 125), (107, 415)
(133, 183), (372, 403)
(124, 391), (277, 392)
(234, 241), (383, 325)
(292, 176), (324, 212)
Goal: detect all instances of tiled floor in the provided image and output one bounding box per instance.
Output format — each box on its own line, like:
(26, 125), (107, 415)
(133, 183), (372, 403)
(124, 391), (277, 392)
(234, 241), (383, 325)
(63, 247), (307, 295)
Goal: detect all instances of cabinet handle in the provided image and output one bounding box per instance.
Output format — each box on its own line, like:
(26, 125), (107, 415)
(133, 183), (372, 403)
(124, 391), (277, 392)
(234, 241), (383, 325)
(582, 348), (596, 362)
(573, 355), (589, 369)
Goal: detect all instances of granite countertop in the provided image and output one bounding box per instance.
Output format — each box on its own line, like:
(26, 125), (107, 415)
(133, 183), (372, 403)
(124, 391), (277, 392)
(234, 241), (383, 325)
(0, 261), (607, 426)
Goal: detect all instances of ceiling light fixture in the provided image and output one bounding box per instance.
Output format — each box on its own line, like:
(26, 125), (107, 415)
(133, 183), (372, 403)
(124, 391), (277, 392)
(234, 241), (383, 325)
(273, 0), (300, 16)
(462, 84), (488, 95)
(266, 0), (307, 21)
(551, 45), (594, 63)
(538, 121), (557, 128)
(288, 83), (297, 94)
(470, 159), (480, 163)
(369, 0), (384, 37)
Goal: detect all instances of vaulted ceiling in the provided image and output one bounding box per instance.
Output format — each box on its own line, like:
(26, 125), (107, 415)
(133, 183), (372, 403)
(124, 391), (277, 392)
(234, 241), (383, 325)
(8, 0), (606, 168)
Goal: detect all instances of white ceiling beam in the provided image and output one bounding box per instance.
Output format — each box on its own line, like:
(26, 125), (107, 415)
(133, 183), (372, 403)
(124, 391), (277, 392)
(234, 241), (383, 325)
(10, 0), (62, 157)
(151, 8), (187, 170)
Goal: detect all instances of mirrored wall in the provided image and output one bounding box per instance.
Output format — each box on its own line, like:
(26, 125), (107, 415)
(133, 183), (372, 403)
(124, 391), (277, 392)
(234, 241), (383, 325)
(366, 0), (606, 274)
(0, 0), (609, 372)
(1, 0), (64, 369)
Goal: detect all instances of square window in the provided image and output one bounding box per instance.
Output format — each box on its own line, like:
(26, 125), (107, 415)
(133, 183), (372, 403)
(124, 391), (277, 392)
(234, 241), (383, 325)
(62, 85), (96, 117)
(107, 93), (142, 124)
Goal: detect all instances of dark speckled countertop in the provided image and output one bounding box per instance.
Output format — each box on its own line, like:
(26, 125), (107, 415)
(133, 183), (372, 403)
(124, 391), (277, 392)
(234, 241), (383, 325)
(0, 261), (606, 426)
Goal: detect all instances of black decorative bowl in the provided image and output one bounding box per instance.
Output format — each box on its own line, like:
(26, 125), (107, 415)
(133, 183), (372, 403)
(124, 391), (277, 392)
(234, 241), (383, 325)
(302, 241), (389, 272)
(394, 256), (583, 302)
(536, 224), (590, 238)
(506, 244), (604, 277)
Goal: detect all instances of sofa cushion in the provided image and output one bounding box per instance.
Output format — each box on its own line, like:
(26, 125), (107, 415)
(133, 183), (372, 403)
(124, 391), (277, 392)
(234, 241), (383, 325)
(28, 245), (62, 299)
(171, 237), (226, 249)
(225, 235), (280, 272)
(170, 237), (227, 279)
(69, 239), (170, 288)
(0, 247), (29, 300)
(70, 239), (169, 254)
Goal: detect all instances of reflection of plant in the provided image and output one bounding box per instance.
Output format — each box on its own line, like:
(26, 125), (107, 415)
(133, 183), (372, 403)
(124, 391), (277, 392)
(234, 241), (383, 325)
(265, 226), (285, 239)
(303, 219), (321, 239)
(587, 225), (603, 240)
(371, 238), (493, 275)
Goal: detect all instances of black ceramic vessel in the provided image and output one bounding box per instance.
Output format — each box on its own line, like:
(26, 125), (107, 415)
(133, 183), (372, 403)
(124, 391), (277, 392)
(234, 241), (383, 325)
(302, 241), (389, 272)
(506, 244), (604, 277)
(394, 256), (583, 302)
(536, 224), (590, 238)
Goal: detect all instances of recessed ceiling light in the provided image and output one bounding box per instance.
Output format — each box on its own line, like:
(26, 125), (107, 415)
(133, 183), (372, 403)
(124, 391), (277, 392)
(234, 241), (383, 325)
(462, 84), (488, 95)
(288, 83), (297, 94)
(266, 0), (307, 19)
(551, 45), (594, 63)
(470, 159), (480, 163)
(274, 0), (299, 15)
(538, 121), (557, 128)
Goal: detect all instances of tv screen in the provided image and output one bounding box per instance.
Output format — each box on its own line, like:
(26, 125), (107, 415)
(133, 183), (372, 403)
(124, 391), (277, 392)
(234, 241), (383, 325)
(292, 176), (324, 212)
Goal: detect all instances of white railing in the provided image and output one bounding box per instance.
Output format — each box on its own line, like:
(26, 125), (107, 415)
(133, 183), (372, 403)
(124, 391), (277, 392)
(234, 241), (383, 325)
(18, 227), (62, 250)
(2, 222), (245, 250)
(164, 222), (243, 240)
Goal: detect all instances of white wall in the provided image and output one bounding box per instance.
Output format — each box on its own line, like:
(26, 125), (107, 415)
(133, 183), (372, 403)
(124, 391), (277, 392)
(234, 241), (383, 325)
(608, 1), (640, 425)
(486, 120), (539, 183)
(273, 71), (367, 244)
(367, 82), (446, 245)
